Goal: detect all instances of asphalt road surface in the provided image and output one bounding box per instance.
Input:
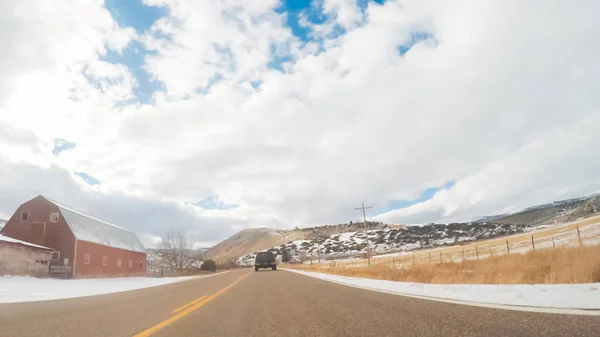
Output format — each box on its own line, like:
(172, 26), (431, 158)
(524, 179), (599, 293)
(1, 269), (599, 337)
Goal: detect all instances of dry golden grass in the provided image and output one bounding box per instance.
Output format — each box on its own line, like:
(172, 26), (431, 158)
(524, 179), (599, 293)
(291, 245), (600, 284)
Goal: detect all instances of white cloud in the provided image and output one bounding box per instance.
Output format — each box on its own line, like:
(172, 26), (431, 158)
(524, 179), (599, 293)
(0, 0), (599, 245)
(375, 115), (600, 224)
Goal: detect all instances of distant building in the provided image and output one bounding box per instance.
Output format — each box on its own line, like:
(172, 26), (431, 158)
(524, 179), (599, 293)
(0, 196), (146, 279)
(0, 234), (55, 277)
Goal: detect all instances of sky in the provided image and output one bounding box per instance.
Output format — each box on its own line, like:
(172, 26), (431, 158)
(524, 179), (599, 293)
(1, 0), (599, 248)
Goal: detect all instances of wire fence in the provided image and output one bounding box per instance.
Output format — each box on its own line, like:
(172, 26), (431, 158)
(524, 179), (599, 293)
(306, 219), (600, 270)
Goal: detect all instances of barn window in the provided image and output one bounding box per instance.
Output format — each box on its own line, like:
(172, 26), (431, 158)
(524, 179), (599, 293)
(21, 212), (29, 221)
(51, 251), (60, 260)
(139, 261), (143, 268)
(117, 259), (122, 267)
(128, 260), (133, 268)
(49, 213), (60, 222)
(102, 256), (107, 266)
(84, 254), (90, 264)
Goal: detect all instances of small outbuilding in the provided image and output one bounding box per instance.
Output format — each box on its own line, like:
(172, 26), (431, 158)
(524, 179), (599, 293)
(0, 195), (147, 279)
(0, 234), (55, 277)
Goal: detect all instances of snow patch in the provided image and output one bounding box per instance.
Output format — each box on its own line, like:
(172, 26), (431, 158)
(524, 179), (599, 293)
(0, 272), (229, 303)
(285, 270), (600, 310)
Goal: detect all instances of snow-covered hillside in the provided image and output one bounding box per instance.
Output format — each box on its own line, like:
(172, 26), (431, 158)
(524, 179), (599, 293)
(238, 222), (533, 265)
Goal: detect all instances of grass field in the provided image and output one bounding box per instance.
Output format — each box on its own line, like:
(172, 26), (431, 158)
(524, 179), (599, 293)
(291, 244), (600, 284)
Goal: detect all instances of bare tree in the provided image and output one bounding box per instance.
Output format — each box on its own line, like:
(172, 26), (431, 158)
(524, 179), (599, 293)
(160, 228), (198, 271)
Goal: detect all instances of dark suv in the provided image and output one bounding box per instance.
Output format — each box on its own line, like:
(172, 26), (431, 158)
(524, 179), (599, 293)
(255, 251), (277, 271)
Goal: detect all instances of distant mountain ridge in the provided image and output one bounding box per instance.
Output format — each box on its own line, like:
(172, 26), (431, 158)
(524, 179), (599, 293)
(484, 194), (600, 227)
(212, 193), (600, 265)
(237, 193), (600, 265)
(205, 222), (391, 264)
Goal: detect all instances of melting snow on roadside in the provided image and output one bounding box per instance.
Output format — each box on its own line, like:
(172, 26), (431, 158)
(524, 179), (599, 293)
(285, 269), (600, 310)
(0, 272), (228, 303)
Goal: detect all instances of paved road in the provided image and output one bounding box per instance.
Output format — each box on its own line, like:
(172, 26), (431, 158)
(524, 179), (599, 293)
(1, 270), (599, 337)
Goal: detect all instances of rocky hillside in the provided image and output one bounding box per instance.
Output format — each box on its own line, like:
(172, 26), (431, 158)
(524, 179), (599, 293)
(237, 222), (531, 265)
(484, 194), (600, 226)
(205, 222), (391, 263)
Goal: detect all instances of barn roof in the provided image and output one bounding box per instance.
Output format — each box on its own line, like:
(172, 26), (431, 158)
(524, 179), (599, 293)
(0, 234), (54, 250)
(42, 196), (146, 253)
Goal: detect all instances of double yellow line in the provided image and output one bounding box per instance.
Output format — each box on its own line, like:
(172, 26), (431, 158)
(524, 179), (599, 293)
(133, 273), (249, 337)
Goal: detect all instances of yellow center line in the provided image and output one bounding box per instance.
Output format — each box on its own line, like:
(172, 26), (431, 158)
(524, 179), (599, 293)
(171, 295), (207, 314)
(133, 272), (250, 337)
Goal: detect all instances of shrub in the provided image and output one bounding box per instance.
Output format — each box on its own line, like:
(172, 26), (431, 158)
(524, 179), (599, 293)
(201, 259), (217, 272)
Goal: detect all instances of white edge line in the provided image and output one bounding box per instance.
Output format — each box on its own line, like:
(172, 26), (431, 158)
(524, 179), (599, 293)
(282, 269), (600, 316)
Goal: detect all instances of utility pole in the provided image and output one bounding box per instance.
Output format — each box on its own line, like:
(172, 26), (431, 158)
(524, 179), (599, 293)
(311, 229), (326, 265)
(354, 202), (373, 266)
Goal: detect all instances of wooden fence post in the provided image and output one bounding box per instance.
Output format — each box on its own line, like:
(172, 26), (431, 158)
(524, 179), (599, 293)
(531, 235), (535, 250)
(439, 251), (443, 263)
(552, 236), (556, 250)
(475, 245), (479, 260)
(576, 226), (583, 247)
(506, 240), (510, 254)
(429, 252), (432, 261)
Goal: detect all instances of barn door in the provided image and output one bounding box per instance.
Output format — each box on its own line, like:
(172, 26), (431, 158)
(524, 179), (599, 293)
(30, 222), (46, 246)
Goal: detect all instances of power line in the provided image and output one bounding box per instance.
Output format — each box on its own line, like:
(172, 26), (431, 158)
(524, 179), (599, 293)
(354, 201), (373, 266)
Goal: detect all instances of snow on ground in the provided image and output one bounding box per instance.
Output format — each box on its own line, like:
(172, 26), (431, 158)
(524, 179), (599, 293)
(285, 269), (600, 310)
(372, 251), (411, 259)
(0, 272), (229, 303)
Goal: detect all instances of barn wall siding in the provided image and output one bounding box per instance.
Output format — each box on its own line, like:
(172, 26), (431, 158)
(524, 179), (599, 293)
(0, 242), (53, 277)
(74, 240), (147, 279)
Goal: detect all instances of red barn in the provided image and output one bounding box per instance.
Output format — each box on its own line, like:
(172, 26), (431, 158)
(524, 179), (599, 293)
(0, 195), (147, 279)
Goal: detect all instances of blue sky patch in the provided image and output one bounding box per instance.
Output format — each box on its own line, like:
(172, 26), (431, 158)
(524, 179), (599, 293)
(101, 41), (163, 104)
(104, 0), (168, 33)
(250, 80), (263, 90)
(375, 181), (456, 215)
(397, 32), (435, 56)
(276, 0), (322, 41)
(98, 0), (392, 101)
(101, 0), (168, 104)
(52, 139), (76, 156)
(76, 172), (101, 185)
(275, 0), (381, 41)
(267, 43), (295, 72)
(193, 196), (239, 210)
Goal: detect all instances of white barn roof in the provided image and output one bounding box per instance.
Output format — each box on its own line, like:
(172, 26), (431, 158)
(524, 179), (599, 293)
(43, 197), (146, 253)
(0, 234), (53, 250)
